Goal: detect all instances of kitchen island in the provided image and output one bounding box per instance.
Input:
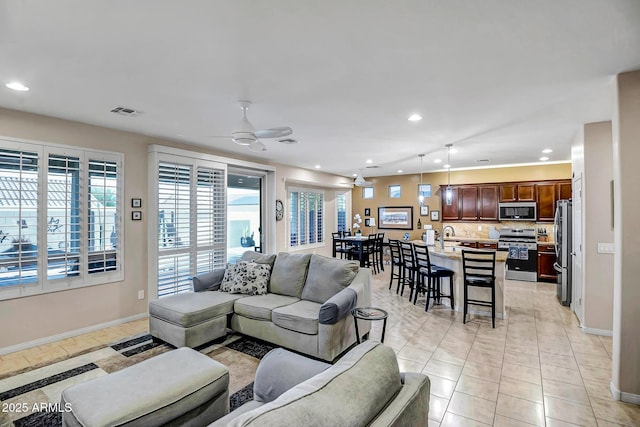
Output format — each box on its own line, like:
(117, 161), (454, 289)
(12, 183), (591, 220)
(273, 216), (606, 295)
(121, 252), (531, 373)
(412, 241), (508, 320)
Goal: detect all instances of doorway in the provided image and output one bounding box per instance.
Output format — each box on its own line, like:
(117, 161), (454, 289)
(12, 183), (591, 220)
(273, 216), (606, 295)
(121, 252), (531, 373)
(227, 172), (262, 263)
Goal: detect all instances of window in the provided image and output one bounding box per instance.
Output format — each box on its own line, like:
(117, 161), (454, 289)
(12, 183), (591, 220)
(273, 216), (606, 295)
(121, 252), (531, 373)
(156, 160), (226, 297)
(362, 187), (374, 199)
(0, 139), (123, 300)
(289, 187), (324, 249)
(336, 191), (348, 233)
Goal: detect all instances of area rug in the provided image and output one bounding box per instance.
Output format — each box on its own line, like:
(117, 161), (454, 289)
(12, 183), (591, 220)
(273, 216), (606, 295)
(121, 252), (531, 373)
(0, 333), (275, 427)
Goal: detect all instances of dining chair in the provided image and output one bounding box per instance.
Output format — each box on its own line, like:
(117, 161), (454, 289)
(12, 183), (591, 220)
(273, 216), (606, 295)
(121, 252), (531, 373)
(413, 244), (455, 311)
(376, 232), (385, 272)
(461, 249), (497, 328)
(388, 239), (403, 291)
(332, 232), (350, 259)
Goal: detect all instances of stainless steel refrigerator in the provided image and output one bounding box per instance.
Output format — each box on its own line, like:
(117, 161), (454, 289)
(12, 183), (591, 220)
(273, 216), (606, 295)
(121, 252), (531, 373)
(554, 200), (572, 306)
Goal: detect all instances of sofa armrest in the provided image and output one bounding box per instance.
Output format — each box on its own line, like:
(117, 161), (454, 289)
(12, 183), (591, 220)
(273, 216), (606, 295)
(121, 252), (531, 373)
(319, 288), (357, 325)
(253, 348), (331, 403)
(192, 268), (225, 292)
(346, 268), (372, 308)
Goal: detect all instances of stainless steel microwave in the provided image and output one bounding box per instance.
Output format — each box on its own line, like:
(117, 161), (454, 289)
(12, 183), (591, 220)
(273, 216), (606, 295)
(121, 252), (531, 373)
(498, 202), (537, 221)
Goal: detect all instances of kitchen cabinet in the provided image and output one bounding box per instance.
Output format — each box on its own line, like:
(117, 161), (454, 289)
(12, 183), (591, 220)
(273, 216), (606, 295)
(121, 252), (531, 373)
(500, 183), (535, 202)
(537, 182), (557, 222)
(460, 186), (479, 221)
(459, 241), (478, 248)
(478, 185), (499, 221)
(441, 187), (460, 221)
(477, 242), (498, 250)
(557, 180), (572, 200)
(537, 244), (557, 281)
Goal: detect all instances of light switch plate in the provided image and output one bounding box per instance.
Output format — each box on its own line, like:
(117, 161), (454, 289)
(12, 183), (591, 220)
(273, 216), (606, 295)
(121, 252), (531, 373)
(597, 243), (614, 254)
(138, 290), (145, 300)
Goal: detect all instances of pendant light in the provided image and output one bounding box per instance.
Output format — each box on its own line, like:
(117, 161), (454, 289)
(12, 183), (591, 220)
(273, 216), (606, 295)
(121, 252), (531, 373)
(445, 144), (453, 206)
(418, 154), (425, 205)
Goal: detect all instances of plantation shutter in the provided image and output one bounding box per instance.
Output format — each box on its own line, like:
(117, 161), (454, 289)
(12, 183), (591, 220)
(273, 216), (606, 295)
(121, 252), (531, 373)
(195, 166), (226, 275)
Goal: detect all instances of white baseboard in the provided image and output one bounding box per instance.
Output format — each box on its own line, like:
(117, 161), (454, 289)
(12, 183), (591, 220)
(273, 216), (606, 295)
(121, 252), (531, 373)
(581, 326), (613, 336)
(610, 381), (640, 405)
(0, 313), (148, 356)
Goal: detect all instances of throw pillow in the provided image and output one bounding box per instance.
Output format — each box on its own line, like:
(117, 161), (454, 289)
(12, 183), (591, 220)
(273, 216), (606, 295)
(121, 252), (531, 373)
(240, 251), (277, 268)
(220, 263), (239, 292)
(269, 252), (312, 298)
(230, 261), (271, 295)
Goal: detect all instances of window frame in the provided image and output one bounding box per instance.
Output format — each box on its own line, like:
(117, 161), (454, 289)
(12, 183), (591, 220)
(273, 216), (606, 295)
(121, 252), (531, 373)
(0, 137), (124, 301)
(287, 186), (325, 251)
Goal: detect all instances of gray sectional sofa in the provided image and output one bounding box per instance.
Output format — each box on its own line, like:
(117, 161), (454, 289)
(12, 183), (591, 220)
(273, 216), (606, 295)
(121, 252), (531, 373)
(149, 251), (371, 362)
(210, 340), (431, 426)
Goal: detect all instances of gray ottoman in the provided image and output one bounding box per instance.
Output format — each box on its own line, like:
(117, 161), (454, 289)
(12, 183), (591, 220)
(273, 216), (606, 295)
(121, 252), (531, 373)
(149, 291), (245, 348)
(61, 347), (229, 427)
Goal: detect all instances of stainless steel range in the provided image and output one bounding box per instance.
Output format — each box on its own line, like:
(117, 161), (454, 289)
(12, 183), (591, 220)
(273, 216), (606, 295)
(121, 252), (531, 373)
(498, 228), (538, 282)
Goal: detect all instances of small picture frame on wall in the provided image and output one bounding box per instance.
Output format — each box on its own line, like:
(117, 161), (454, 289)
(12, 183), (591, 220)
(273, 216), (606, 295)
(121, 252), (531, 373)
(364, 208), (371, 217)
(420, 205), (429, 216)
(132, 211), (142, 221)
(364, 218), (370, 226)
(430, 210), (440, 221)
(131, 198), (142, 208)
(363, 187), (374, 199)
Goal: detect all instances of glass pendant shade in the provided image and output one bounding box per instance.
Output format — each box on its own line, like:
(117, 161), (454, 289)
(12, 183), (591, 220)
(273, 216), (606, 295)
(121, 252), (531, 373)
(445, 186), (453, 206)
(444, 144), (453, 206)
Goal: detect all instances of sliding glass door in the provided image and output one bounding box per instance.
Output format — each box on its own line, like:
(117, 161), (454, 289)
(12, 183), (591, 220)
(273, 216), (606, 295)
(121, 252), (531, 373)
(227, 172), (262, 263)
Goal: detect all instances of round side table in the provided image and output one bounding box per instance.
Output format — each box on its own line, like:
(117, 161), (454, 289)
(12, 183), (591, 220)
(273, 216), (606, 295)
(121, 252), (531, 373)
(351, 307), (389, 344)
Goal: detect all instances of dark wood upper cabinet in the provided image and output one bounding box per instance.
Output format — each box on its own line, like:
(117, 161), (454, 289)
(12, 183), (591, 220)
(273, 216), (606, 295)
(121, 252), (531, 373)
(536, 182), (557, 222)
(441, 186), (460, 221)
(460, 186), (479, 221)
(478, 185), (499, 221)
(499, 183), (535, 202)
(557, 180), (572, 200)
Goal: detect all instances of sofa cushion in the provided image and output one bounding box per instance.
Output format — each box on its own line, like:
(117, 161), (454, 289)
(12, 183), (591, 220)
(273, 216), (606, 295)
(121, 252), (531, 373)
(269, 253), (311, 298)
(241, 251), (277, 268)
(192, 269), (225, 292)
(234, 294), (300, 321)
(149, 291), (244, 328)
(272, 300), (321, 335)
(301, 255), (359, 304)
(231, 261), (271, 295)
(227, 341), (401, 426)
(221, 263), (240, 292)
(318, 287), (357, 325)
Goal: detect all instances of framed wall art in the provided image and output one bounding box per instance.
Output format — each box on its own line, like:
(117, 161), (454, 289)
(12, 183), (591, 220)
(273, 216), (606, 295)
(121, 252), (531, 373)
(377, 206), (413, 230)
(420, 205), (429, 216)
(430, 210), (440, 221)
(364, 208), (371, 217)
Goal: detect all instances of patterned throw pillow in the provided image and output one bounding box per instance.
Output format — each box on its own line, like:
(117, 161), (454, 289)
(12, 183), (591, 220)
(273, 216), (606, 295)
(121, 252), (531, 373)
(220, 263), (239, 292)
(230, 261), (271, 295)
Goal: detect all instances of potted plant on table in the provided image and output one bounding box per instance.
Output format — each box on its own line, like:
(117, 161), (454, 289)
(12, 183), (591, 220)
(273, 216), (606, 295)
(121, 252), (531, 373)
(240, 227), (255, 247)
(353, 214), (363, 235)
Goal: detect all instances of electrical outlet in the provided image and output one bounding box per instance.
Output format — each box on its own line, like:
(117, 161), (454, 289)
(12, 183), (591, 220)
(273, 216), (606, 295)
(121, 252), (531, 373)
(477, 225), (482, 231)
(138, 290), (145, 300)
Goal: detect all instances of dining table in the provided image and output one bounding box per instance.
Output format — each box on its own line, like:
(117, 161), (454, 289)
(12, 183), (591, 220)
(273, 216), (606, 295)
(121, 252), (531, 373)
(335, 235), (382, 269)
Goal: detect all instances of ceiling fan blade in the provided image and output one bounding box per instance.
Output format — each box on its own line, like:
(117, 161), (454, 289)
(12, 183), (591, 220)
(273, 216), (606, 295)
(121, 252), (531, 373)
(254, 127), (293, 139)
(248, 140), (267, 152)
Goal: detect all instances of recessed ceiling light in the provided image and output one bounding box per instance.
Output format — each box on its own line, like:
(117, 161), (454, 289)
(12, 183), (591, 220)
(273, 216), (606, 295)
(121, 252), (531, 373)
(444, 164), (451, 169)
(365, 159), (373, 164)
(352, 173), (358, 177)
(6, 81), (29, 91)
(397, 170), (403, 173)
(434, 159), (442, 164)
(542, 148), (553, 154)
(539, 156), (549, 161)
(408, 114), (422, 122)
(314, 165), (321, 169)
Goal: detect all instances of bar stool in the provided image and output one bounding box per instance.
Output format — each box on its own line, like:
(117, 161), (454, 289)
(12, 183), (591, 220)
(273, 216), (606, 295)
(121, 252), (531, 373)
(398, 242), (418, 299)
(462, 249), (497, 328)
(388, 239), (403, 291)
(413, 244), (455, 311)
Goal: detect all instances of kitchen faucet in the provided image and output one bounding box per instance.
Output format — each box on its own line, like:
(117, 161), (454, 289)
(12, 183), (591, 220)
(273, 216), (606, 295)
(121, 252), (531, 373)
(440, 225), (456, 249)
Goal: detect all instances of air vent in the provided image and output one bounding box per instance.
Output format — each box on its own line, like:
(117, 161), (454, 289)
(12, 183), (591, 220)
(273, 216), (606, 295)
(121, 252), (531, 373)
(365, 165), (380, 169)
(110, 106), (139, 117)
(476, 159), (490, 163)
(278, 138), (299, 144)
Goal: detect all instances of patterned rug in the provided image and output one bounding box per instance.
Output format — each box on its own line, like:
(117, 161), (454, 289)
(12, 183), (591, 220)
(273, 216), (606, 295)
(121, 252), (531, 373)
(0, 333), (275, 427)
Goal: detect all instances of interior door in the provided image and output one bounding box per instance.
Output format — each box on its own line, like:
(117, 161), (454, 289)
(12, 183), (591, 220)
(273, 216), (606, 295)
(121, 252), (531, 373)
(573, 175), (584, 323)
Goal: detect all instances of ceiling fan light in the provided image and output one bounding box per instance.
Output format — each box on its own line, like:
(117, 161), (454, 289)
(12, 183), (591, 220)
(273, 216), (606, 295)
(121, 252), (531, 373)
(231, 131), (256, 145)
(248, 141), (266, 152)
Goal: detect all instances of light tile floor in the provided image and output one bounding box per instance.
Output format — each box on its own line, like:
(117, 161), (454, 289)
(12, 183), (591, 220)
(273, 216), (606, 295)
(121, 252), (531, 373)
(1, 270), (639, 426)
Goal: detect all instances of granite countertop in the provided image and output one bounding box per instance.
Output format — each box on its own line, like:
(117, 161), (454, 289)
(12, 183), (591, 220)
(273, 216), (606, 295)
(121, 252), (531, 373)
(444, 237), (499, 244)
(412, 240), (508, 262)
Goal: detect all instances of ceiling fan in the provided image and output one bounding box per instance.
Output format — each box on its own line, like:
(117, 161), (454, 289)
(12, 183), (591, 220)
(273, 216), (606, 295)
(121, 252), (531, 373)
(354, 170), (373, 187)
(231, 100), (295, 152)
